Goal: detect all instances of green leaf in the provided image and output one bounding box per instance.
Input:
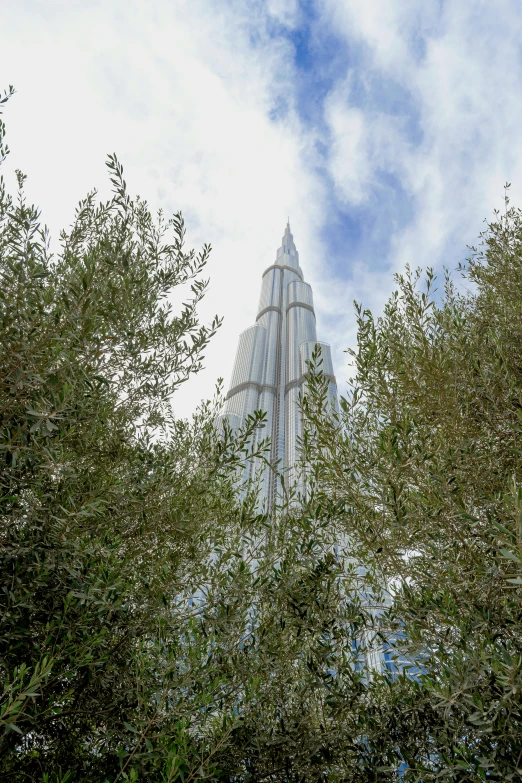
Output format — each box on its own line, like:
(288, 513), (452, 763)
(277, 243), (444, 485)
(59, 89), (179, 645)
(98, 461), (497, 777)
(500, 548), (522, 563)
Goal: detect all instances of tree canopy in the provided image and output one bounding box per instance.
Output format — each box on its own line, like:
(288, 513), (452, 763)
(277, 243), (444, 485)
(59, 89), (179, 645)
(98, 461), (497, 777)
(303, 188), (522, 781)
(0, 87), (366, 783)
(2, 83), (522, 781)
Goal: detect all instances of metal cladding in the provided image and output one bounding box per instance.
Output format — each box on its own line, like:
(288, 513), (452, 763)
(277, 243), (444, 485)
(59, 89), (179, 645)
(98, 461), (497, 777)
(221, 223), (338, 506)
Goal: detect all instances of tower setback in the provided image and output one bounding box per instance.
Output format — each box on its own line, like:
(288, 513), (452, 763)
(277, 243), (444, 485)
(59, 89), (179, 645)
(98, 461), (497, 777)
(221, 223), (338, 505)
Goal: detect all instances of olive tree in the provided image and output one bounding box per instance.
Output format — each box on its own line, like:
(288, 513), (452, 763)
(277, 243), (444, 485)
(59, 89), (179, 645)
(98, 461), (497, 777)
(303, 189), (522, 781)
(0, 85), (270, 781)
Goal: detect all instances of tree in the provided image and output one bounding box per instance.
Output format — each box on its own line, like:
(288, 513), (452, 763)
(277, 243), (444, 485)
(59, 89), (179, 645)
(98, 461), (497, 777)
(0, 87), (372, 783)
(0, 84), (270, 781)
(15, 79), (522, 781)
(302, 188), (522, 781)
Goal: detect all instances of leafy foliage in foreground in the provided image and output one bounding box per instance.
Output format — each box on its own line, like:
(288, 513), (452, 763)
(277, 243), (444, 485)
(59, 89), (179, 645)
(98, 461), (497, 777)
(0, 87), (243, 778)
(5, 79), (522, 780)
(303, 189), (522, 781)
(0, 91), (370, 782)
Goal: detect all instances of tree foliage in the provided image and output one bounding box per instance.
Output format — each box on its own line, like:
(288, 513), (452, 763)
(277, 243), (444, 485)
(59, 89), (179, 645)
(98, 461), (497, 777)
(0, 89), (368, 783)
(303, 188), (522, 781)
(0, 86), (257, 780)
(5, 81), (522, 781)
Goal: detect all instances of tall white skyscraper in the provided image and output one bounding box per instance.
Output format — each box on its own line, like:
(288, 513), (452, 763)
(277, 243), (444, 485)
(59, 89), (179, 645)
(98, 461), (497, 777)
(221, 223), (338, 505)
(221, 225), (393, 676)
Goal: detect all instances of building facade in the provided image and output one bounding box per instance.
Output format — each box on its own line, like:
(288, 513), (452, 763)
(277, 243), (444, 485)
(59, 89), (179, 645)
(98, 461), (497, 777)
(220, 223), (338, 506)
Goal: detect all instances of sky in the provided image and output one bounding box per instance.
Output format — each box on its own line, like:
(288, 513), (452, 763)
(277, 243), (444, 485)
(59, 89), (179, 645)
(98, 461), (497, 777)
(3, 0), (522, 417)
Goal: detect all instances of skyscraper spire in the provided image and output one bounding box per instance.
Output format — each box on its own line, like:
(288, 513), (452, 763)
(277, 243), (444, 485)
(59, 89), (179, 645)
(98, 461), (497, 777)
(220, 227), (338, 507)
(280, 219), (298, 258)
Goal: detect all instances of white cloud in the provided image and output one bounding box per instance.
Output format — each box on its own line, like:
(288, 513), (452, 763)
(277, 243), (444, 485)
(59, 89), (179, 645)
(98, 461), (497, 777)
(321, 0), (522, 269)
(321, 0), (439, 75)
(4, 0), (522, 412)
(313, 0), (522, 394)
(325, 86), (368, 204)
(1, 0), (325, 417)
(324, 77), (412, 206)
(266, 0), (301, 28)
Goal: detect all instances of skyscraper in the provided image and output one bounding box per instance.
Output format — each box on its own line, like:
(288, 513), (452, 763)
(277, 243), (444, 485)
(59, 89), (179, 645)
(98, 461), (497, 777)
(221, 223), (338, 506)
(220, 225), (392, 677)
